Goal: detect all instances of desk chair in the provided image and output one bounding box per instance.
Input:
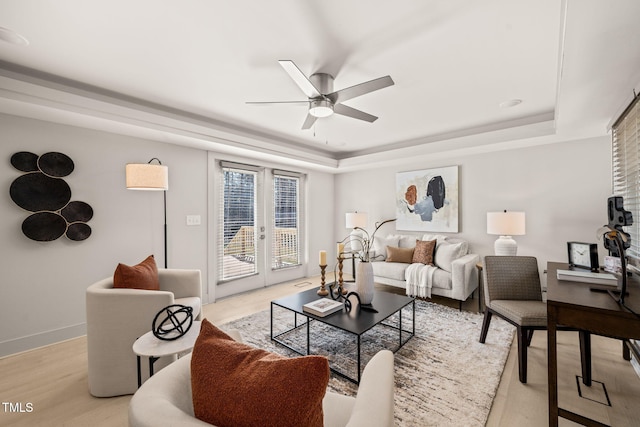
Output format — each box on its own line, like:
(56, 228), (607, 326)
(479, 256), (591, 384)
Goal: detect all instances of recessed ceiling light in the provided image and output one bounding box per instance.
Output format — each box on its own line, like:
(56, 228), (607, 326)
(499, 99), (522, 108)
(0, 26), (29, 46)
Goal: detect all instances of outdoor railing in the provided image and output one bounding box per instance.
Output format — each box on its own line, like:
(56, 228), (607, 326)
(224, 226), (298, 268)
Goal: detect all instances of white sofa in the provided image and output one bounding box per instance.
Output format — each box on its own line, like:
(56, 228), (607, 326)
(370, 234), (479, 309)
(129, 333), (395, 427)
(86, 269), (202, 397)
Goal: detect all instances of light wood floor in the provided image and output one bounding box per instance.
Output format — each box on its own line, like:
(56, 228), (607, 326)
(1, 276), (639, 426)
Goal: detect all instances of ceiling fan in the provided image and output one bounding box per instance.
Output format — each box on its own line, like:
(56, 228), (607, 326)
(247, 60), (394, 130)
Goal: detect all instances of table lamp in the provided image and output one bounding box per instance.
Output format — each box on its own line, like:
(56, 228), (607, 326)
(487, 210), (526, 255)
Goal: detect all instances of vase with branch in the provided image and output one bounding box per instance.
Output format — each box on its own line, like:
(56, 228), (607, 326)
(339, 218), (396, 304)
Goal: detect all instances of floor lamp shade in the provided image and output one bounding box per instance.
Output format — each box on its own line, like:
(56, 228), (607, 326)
(126, 163), (169, 190)
(487, 211), (525, 255)
(345, 212), (368, 229)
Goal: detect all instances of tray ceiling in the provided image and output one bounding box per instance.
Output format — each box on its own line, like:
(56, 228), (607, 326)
(0, 0), (639, 171)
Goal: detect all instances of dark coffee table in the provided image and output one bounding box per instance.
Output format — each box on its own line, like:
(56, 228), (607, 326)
(270, 287), (415, 383)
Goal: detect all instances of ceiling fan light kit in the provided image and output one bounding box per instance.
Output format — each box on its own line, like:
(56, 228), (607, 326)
(249, 60), (394, 129)
(309, 99), (334, 118)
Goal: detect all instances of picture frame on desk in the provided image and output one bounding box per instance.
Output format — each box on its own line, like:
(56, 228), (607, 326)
(604, 255), (622, 274)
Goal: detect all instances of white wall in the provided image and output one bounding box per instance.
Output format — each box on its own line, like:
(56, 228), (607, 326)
(0, 110), (611, 357)
(335, 136), (612, 285)
(0, 113), (335, 357)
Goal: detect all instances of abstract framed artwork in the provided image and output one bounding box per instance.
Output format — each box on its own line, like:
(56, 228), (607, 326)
(396, 165), (459, 232)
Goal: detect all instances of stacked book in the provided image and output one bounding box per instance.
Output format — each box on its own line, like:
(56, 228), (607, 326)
(556, 269), (618, 286)
(302, 298), (343, 317)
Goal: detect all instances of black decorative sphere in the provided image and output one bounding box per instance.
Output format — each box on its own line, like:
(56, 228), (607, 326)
(152, 305), (194, 341)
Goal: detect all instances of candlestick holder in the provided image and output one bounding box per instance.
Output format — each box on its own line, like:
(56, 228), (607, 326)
(317, 264), (328, 296)
(337, 256), (347, 295)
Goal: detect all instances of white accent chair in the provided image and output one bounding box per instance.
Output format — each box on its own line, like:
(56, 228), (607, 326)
(86, 269), (202, 397)
(128, 336), (395, 427)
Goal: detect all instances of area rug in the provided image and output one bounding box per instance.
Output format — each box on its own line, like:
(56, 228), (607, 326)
(221, 299), (514, 427)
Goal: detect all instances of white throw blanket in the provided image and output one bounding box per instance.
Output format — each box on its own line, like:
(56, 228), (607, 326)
(406, 263), (437, 298)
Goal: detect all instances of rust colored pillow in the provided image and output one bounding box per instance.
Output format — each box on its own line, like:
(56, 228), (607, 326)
(191, 319), (329, 427)
(113, 255), (159, 290)
(412, 239), (436, 265)
(386, 245), (414, 263)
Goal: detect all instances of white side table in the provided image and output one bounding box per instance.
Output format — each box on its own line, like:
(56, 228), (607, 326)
(133, 320), (201, 387)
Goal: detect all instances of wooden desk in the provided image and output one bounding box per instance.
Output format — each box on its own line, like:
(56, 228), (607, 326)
(547, 262), (640, 427)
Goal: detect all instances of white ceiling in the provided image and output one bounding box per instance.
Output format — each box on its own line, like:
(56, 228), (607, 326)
(0, 0), (639, 172)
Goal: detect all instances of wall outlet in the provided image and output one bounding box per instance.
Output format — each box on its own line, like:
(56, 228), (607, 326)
(186, 215), (201, 226)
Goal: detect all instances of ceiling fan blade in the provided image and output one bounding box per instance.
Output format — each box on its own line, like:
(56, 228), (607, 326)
(246, 101), (309, 105)
(333, 103), (378, 123)
(327, 75), (394, 104)
(278, 60), (322, 99)
(301, 113), (318, 130)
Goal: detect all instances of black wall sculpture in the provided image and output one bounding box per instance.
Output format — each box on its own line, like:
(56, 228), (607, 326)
(10, 151), (93, 242)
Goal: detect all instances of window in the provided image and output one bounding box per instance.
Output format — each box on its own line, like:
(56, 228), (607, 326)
(219, 165), (258, 281)
(612, 94), (640, 265)
(272, 172), (300, 269)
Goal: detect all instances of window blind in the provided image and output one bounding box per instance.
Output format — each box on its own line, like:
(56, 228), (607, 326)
(612, 94), (640, 265)
(272, 174), (300, 269)
(219, 166), (258, 281)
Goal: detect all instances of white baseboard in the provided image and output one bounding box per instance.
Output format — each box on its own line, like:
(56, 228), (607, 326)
(0, 323), (86, 358)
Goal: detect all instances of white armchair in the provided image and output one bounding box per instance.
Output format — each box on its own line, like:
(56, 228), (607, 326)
(86, 269), (202, 397)
(129, 338), (394, 427)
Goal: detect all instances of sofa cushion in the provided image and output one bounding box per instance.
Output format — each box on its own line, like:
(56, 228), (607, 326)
(432, 268), (453, 290)
(434, 241), (468, 272)
(191, 319), (329, 427)
(371, 261), (409, 281)
(412, 239), (436, 265)
(422, 234), (449, 244)
(113, 255), (159, 290)
(386, 246), (414, 263)
(390, 234), (417, 248)
(372, 235), (400, 260)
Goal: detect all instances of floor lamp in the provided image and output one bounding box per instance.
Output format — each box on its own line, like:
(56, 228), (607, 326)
(126, 158), (169, 268)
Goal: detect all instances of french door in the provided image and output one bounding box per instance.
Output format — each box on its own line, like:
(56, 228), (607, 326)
(215, 161), (304, 299)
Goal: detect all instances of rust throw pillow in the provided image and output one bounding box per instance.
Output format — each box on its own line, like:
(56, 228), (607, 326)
(191, 319), (329, 427)
(386, 245), (415, 263)
(412, 239), (436, 265)
(113, 255), (159, 290)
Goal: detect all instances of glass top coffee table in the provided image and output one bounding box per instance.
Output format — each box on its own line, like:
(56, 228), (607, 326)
(271, 288), (415, 383)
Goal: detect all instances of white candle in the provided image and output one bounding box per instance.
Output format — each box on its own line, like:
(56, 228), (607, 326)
(337, 243), (345, 258)
(319, 250), (327, 266)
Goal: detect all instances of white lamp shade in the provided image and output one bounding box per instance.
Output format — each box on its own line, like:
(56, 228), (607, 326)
(126, 163), (168, 190)
(346, 212), (368, 229)
(487, 211), (525, 236)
